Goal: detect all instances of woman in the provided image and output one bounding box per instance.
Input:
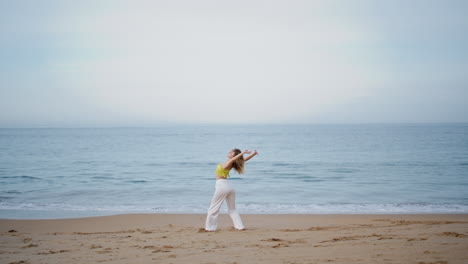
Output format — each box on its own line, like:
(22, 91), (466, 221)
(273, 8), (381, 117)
(204, 148), (258, 231)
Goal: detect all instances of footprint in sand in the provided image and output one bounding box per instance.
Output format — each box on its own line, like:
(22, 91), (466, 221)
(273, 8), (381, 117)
(140, 245), (173, 253)
(407, 237), (428, 241)
(261, 238), (283, 242)
(440, 232), (467, 238)
(261, 238), (288, 248)
(21, 243), (38, 248)
(260, 238), (307, 248)
(373, 219), (468, 227)
(36, 250), (70, 255)
(320, 236), (360, 243)
(279, 229), (302, 232)
(417, 261), (448, 264)
(271, 243), (289, 248)
(96, 248), (113, 254)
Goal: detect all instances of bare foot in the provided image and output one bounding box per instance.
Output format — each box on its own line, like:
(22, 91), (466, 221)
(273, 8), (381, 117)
(198, 228), (214, 233)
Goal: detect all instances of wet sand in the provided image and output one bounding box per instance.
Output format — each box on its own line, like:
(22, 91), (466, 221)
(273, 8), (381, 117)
(1, 214), (468, 264)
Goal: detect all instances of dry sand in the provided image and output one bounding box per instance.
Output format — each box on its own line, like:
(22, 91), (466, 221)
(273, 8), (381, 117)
(1, 214), (468, 264)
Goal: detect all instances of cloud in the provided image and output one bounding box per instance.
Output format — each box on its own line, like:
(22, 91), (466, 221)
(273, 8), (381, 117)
(1, 0), (466, 126)
(44, 1), (383, 123)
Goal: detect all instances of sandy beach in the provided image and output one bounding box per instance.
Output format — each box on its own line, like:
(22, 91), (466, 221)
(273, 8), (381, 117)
(1, 214), (467, 264)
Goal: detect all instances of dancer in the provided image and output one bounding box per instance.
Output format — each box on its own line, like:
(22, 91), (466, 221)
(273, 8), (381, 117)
(204, 148), (258, 231)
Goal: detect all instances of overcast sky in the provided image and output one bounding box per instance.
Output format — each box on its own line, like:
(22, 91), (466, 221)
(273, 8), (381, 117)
(1, 0), (467, 126)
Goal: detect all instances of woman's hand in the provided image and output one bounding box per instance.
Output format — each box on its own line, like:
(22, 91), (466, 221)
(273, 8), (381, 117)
(244, 150), (258, 162)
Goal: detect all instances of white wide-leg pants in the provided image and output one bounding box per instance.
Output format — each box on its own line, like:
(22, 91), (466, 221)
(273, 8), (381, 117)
(205, 179), (245, 231)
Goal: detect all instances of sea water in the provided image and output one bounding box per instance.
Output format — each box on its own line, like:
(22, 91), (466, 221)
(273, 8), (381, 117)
(1, 124), (467, 219)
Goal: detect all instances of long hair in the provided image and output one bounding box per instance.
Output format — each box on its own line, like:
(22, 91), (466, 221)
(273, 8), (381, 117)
(231, 148), (245, 174)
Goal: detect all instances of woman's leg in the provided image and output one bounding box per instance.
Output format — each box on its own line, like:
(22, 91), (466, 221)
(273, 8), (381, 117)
(205, 186), (228, 231)
(225, 189), (245, 230)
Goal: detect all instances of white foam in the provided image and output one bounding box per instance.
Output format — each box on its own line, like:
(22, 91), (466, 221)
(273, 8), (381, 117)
(1, 202), (467, 219)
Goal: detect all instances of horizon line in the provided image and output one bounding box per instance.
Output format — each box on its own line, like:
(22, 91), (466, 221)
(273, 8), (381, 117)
(1, 121), (467, 129)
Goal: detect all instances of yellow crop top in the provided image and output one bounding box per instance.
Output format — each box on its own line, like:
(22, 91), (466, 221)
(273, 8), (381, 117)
(215, 164), (230, 178)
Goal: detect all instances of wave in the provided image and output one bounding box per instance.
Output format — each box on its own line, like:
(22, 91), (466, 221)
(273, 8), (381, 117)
(329, 168), (360, 173)
(1, 202), (467, 219)
(239, 203), (468, 214)
(0, 175), (41, 180)
(91, 176), (117, 180)
(5, 190), (22, 194)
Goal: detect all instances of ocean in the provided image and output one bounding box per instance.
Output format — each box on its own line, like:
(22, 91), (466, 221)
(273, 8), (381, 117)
(1, 124), (467, 219)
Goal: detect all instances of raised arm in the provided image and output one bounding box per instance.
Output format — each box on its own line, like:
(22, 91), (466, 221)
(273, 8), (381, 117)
(244, 150), (258, 162)
(222, 150), (251, 169)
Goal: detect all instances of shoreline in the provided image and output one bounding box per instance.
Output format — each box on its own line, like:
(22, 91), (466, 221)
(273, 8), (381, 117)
(2, 208), (467, 221)
(1, 212), (468, 220)
(1, 214), (468, 263)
